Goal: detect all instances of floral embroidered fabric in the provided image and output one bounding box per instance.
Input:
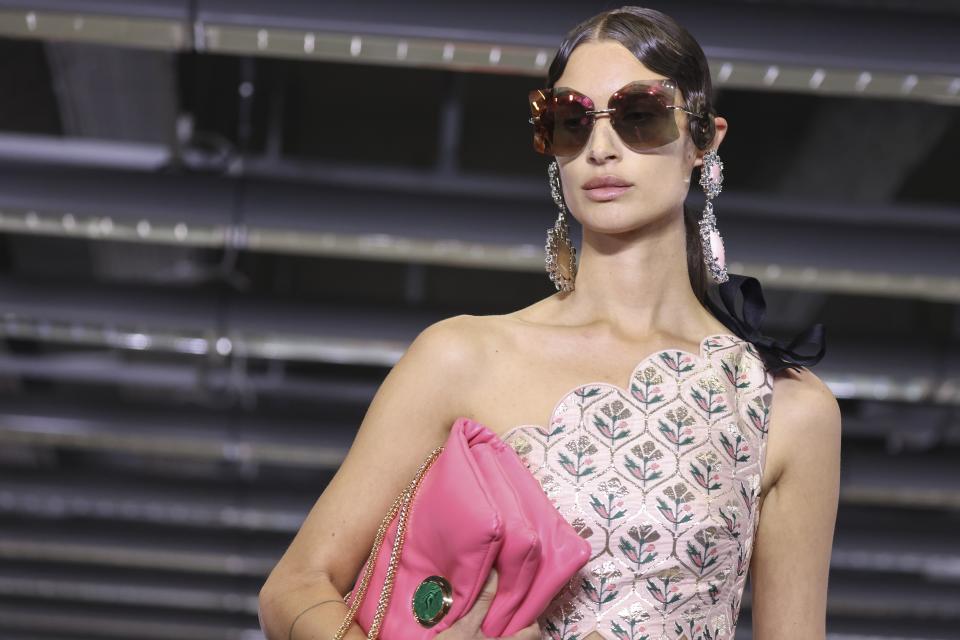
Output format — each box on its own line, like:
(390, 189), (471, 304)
(500, 333), (774, 640)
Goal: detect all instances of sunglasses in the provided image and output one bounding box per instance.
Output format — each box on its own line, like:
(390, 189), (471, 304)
(527, 78), (704, 156)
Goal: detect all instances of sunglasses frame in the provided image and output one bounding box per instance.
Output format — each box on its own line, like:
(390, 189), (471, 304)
(527, 78), (706, 156)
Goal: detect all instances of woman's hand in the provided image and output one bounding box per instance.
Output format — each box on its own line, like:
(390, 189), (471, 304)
(435, 570), (541, 639)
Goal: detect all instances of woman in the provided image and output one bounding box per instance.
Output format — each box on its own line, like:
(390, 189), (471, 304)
(258, 6), (841, 640)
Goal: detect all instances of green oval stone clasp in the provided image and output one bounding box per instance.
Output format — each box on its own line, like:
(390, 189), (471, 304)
(411, 575), (453, 627)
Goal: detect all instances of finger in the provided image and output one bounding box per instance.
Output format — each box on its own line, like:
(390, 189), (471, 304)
(504, 619), (541, 639)
(459, 569), (498, 627)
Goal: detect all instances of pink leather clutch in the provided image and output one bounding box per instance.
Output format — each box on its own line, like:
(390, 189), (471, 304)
(333, 416), (591, 639)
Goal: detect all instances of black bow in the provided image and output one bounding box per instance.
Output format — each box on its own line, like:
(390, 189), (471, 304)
(704, 272), (826, 374)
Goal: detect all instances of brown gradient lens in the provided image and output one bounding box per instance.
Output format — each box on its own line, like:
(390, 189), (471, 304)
(608, 81), (682, 152)
(529, 88), (594, 156)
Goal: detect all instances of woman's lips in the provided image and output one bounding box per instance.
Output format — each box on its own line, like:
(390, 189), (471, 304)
(583, 185), (632, 202)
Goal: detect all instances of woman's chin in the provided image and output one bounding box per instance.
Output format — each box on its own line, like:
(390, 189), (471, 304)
(576, 204), (670, 235)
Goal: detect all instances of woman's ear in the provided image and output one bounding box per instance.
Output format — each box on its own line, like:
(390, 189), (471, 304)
(712, 115), (728, 150)
(694, 115), (728, 168)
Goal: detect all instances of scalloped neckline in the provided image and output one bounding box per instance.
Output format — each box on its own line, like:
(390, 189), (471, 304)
(497, 332), (746, 443)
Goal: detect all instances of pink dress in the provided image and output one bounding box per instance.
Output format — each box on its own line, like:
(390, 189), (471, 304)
(499, 333), (774, 640)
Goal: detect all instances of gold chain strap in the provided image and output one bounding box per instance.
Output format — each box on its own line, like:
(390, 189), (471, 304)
(331, 444), (444, 639)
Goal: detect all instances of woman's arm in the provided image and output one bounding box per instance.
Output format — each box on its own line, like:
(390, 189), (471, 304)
(257, 314), (482, 640)
(749, 368), (842, 640)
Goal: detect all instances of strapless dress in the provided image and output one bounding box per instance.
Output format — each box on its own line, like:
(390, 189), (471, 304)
(498, 333), (774, 640)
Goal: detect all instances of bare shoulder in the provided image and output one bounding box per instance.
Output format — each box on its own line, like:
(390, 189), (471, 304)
(766, 366), (842, 487)
(397, 313), (502, 404)
(404, 313), (486, 370)
(771, 366), (838, 414)
(405, 312), (509, 370)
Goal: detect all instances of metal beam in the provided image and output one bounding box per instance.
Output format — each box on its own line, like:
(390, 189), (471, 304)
(0, 1), (957, 103)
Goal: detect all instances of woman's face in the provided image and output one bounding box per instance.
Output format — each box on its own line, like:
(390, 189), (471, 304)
(552, 40), (702, 234)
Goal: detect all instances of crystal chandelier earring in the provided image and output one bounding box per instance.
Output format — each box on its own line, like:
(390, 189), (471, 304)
(698, 148), (728, 284)
(545, 160), (578, 292)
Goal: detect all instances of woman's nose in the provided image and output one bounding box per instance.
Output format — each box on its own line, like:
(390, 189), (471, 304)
(587, 114), (620, 163)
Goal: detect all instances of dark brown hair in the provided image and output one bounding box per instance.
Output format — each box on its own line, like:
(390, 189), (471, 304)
(546, 6), (719, 305)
